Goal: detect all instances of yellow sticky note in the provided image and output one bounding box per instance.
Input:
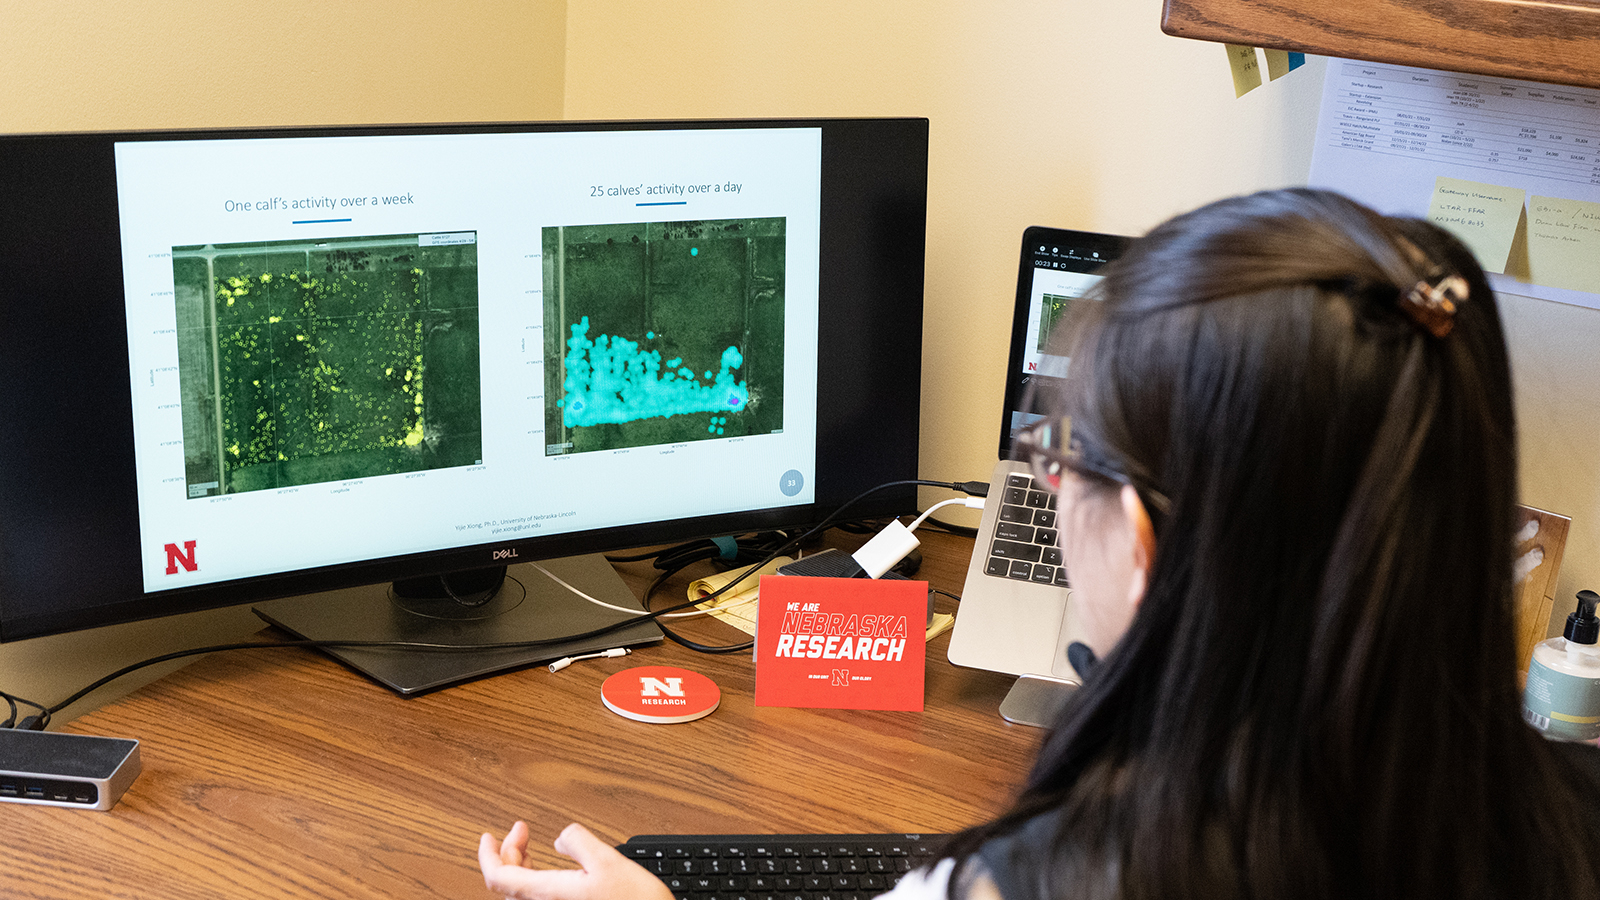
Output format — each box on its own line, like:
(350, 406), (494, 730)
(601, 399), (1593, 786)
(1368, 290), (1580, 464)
(1263, 49), (1291, 81)
(1526, 196), (1600, 294)
(1226, 45), (1262, 98)
(688, 557), (793, 635)
(1426, 176), (1526, 273)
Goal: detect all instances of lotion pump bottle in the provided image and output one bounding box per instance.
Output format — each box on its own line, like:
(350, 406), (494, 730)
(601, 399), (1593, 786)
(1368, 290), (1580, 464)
(1523, 589), (1600, 742)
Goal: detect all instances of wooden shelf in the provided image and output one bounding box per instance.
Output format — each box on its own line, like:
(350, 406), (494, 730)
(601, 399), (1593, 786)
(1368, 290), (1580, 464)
(1162, 0), (1600, 90)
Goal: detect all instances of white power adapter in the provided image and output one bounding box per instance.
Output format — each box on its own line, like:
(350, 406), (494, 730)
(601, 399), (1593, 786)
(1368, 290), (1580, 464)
(851, 519), (922, 580)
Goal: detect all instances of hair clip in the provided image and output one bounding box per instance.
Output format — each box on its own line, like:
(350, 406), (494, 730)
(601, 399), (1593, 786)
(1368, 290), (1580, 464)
(1400, 273), (1468, 338)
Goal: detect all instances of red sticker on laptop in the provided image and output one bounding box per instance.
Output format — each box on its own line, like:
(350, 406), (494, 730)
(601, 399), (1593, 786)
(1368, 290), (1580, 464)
(601, 666), (721, 724)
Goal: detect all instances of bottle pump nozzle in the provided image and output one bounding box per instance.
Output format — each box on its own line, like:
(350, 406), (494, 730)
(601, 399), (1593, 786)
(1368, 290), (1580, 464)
(1564, 590), (1600, 645)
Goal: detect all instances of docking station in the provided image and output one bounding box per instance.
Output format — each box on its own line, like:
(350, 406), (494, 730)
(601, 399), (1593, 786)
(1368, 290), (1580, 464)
(0, 728), (141, 810)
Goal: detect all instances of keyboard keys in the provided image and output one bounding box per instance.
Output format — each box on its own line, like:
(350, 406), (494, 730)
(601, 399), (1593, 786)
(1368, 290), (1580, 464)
(997, 504), (1032, 524)
(985, 473), (1070, 587)
(618, 834), (948, 900)
(989, 540), (1042, 562)
(994, 522), (1034, 542)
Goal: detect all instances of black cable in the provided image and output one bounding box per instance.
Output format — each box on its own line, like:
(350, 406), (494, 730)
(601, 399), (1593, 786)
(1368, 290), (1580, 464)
(920, 516), (979, 538)
(606, 529), (800, 570)
(9, 478), (974, 722)
(642, 563), (756, 655)
(636, 537), (788, 654)
(604, 548), (665, 564)
(952, 480), (990, 497)
(2, 691), (50, 730)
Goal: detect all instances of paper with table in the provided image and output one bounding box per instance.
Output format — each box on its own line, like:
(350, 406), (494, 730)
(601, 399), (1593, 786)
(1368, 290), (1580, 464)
(1309, 60), (1600, 308)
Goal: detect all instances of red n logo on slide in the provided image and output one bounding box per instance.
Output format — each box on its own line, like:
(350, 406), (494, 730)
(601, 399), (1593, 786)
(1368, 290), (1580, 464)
(165, 541), (198, 574)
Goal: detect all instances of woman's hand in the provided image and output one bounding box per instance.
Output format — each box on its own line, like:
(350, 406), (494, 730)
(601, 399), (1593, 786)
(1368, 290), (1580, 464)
(478, 821), (673, 900)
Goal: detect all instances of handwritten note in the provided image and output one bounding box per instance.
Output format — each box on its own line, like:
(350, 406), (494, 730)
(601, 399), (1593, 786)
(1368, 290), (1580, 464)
(1226, 45), (1262, 98)
(1526, 196), (1600, 294)
(1308, 61), (1600, 308)
(1426, 177), (1526, 274)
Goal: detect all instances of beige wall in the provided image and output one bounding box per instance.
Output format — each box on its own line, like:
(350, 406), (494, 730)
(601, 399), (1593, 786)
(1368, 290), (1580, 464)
(1, 1), (567, 131)
(564, 1), (1600, 634)
(1503, 292), (1600, 630)
(0, 1), (569, 722)
(4, 0), (1598, 723)
(566, 0), (1324, 502)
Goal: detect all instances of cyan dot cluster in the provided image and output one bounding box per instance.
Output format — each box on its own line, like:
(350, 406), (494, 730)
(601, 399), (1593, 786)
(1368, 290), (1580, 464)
(558, 316), (749, 429)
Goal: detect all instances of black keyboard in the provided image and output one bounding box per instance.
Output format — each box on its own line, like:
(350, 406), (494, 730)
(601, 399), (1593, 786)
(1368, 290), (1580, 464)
(985, 473), (1068, 586)
(618, 833), (947, 900)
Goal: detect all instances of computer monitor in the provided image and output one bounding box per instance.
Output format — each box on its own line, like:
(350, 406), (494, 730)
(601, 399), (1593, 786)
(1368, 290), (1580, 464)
(0, 118), (927, 692)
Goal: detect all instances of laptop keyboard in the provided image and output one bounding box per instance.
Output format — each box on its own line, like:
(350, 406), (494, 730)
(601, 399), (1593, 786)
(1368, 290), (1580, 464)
(618, 833), (946, 900)
(985, 473), (1068, 587)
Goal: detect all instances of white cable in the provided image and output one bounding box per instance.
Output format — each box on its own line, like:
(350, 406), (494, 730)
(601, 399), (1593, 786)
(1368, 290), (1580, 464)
(548, 647), (631, 673)
(908, 497), (986, 531)
(854, 498), (988, 579)
(531, 562), (760, 619)
(540, 492), (986, 615)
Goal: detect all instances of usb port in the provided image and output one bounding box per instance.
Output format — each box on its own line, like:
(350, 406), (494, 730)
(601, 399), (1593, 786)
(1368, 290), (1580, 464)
(24, 786), (44, 798)
(0, 783), (17, 796)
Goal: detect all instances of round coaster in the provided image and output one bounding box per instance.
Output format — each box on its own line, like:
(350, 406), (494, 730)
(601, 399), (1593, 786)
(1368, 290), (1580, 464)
(601, 665), (720, 724)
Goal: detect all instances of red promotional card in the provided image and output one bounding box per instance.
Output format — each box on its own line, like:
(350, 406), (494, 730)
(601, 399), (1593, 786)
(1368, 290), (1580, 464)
(754, 575), (927, 711)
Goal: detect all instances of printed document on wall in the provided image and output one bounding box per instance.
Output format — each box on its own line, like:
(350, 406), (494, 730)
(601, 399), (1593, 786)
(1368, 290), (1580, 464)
(1308, 60), (1600, 310)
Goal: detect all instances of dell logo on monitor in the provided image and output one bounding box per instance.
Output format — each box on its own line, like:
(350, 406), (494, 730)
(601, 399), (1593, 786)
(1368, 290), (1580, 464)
(491, 548), (519, 561)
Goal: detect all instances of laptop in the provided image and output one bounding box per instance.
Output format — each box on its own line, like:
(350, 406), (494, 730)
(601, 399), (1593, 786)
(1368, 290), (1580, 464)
(946, 226), (1129, 693)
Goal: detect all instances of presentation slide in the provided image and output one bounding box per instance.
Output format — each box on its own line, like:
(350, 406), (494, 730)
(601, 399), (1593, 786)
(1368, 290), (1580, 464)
(113, 128), (823, 591)
(1021, 267), (1103, 379)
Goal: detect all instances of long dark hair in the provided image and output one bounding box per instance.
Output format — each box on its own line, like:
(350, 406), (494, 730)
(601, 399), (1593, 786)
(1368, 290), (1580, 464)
(947, 189), (1600, 898)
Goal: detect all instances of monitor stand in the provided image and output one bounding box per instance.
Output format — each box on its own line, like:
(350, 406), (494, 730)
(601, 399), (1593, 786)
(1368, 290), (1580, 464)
(997, 674), (1079, 727)
(253, 553), (663, 695)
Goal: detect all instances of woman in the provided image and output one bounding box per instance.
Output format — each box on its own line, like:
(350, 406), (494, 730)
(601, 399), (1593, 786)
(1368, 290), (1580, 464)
(479, 189), (1600, 900)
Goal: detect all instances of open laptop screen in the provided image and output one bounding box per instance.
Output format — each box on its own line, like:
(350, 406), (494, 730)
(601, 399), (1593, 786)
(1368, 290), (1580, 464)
(997, 227), (1130, 459)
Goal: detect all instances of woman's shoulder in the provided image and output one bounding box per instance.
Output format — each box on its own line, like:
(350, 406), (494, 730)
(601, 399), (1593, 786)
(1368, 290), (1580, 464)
(878, 857), (1004, 900)
(1538, 740), (1600, 836)
(1547, 740), (1600, 788)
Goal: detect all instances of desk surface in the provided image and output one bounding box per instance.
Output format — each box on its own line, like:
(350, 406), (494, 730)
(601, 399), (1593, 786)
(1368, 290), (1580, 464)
(1, 531), (1041, 900)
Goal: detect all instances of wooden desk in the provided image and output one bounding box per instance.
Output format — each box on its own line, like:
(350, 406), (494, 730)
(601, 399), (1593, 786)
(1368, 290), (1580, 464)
(2, 531), (1040, 900)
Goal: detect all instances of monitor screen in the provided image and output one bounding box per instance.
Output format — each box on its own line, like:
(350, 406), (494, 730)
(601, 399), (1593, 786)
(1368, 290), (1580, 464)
(0, 119), (927, 660)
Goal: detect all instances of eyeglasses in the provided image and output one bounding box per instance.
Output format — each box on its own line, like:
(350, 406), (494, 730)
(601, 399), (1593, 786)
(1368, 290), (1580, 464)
(1014, 415), (1171, 517)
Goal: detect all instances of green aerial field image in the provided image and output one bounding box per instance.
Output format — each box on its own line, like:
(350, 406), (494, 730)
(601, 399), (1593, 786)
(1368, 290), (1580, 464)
(172, 233), (483, 497)
(542, 217), (786, 456)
